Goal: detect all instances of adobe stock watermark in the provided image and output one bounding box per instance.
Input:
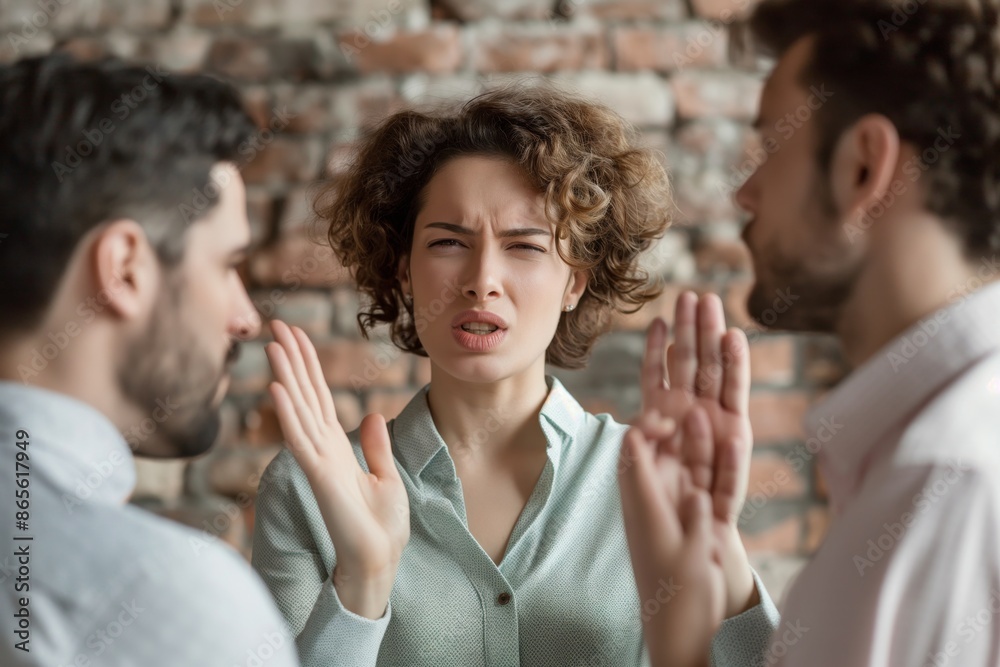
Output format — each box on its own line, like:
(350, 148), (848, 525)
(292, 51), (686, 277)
(639, 577), (682, 623)
(739, 415), (843, 525)
(877, 0), (931, 40)
(17, 269), (133, 384)
(51, 64), (170, 183)
(757, 619), (810, 666)
(853, 458), (970, 576)
(337, 0), (409, 63)
(179, 106), (297, 224)
(669, 0), (760, 71)
(60, 599), (145, 666)
(886, 254), (999, 372)
(5, 0), (80, 55)
(716, 85), (835, 200)
(926, 588), (1000, 666)
(844, 125), (961, 243)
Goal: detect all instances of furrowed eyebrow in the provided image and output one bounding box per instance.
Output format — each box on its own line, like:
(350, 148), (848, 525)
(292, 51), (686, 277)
(425, 222), (551, 238)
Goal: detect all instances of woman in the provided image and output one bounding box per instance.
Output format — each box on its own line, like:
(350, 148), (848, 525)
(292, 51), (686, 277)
(251, 85), (777, 666)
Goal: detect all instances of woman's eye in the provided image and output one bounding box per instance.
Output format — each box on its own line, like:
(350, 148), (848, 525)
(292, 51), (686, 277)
(429, 239), (462, 248)
(511, 243), (545, 253)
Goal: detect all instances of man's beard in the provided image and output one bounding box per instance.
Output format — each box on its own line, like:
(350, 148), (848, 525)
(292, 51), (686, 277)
(118, 277), (238, 458)
(745, 182), (864, 334)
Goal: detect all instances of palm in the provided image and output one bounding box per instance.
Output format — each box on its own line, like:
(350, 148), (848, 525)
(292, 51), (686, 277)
(640, 293), (752, 526)
(264, 320), (410, 580)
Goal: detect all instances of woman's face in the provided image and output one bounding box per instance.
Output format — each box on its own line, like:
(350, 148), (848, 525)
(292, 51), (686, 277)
(400, 155), (587, 385)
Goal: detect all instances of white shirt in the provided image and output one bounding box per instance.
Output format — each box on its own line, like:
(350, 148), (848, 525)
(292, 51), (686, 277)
(773, 281), (1000, 666)
(0, 383), (300, 667)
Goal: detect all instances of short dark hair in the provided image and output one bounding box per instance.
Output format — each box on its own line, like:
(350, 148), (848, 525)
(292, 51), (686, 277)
(749, 0), (1000, 258)
(317, 85), (673, 369)
(0, 54), (256, 333)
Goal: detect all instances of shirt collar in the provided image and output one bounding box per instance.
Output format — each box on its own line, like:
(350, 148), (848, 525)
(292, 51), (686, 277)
(804, 280), (1000, 505)
(0, 382), (136, 504)
(390, 375), (585, 480)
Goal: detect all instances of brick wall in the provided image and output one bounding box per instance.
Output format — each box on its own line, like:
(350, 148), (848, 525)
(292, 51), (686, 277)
(1, 0), (846, 600)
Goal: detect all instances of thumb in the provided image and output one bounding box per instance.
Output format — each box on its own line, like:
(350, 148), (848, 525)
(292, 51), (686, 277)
(359, 413), (397, 481)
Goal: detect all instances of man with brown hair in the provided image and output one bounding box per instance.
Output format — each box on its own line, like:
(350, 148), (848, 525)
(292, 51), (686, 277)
(621, 1), (1000, 665)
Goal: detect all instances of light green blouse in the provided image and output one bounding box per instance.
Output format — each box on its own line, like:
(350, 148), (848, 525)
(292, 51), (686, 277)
(252, 376), (778, 666)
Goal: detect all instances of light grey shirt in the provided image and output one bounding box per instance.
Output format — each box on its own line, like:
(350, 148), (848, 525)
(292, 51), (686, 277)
(253, 376), (779, 667)
(0, 383), (299, 667)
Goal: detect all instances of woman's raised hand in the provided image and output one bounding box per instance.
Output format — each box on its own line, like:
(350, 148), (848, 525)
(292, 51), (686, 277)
(265, 319), (410, 619)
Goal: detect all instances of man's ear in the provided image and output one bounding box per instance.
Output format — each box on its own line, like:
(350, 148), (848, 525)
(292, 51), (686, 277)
(397, 254), (411, 296)
(90, 220), (159, 320)
(829, 113), (901, 223)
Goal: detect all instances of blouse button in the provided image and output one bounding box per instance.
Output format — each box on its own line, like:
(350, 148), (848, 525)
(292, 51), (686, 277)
(497, 592), (512, 606)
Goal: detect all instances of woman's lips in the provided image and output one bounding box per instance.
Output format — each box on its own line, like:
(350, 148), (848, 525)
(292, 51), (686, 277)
(451, 325), (507, 352)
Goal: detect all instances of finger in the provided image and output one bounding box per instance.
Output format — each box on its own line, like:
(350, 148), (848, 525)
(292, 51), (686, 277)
(668, 291), (698, 394)
(641, 317), (669, 410)
(270, 320), (323, 421)
(619, 427), (682, 547)
(712, 435), (749, 525)
(358, 413), (399, 482)
(695, 293), (726, 401)
(682, 406), (714, 492)
(720, 328), (750, 416)
(637, 410), (677, 443)
(265, 341), (320, 440)
(292, 325), (339, 427)
(269, 382), (316, 462)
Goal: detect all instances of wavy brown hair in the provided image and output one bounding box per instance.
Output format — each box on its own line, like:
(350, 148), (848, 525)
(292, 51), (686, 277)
(749, 0), (1000, 257)
(316, 85), (673, 369)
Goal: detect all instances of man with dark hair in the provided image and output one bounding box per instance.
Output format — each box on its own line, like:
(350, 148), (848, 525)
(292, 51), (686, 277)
(0, 54), (299, 665)
(621, 1), (1000, 665)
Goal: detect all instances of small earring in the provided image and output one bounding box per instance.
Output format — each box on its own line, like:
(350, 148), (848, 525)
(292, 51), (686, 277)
(404, 293), (413, 306)
(564, 304), (575, 312)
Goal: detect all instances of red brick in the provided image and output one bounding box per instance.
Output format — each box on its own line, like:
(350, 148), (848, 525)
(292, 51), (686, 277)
(611, 283), (685, 332)
(801, 337), (849, 386)
(205, 35), (329, 82)
(208, 447), (283, 497)
(436, 0), (554, 21)
(671, 70), (763, 120)
(579, 0), (688, 21)
(316, 340), (412, 390)
(366, 389), (418, 420)
(331, 391), (364, 432)
(614, 23), (728, 73)
(241, 137), (324, 186)
(741, 513), (801, 555)
(747, 450), (806, 500)
(748, 336), (796, 386)
(413, 357), (433, 387)
(691, 0), (759, 21)
(136, 30), (212, 72)
(471, 23), (609, 73)
(723, 277), (755, 330)
(342, 26), (463, 74)
(248, 230), (352, 289)
(554, 72), (675, 127)
(748, 390), (811, 443)
(694, 235), (752, 276)
(157, 501), (249, 555)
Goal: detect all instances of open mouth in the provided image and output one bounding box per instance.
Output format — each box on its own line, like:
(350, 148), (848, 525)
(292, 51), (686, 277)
(459, 322), (500, 335)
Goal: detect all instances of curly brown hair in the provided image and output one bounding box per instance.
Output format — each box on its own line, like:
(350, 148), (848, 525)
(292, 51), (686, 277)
(749, 0), (1000, 257)
(316, 84), (673, 369)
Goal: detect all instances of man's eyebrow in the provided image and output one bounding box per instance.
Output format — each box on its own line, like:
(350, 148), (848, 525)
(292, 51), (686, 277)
(424, 222), (551, 238)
